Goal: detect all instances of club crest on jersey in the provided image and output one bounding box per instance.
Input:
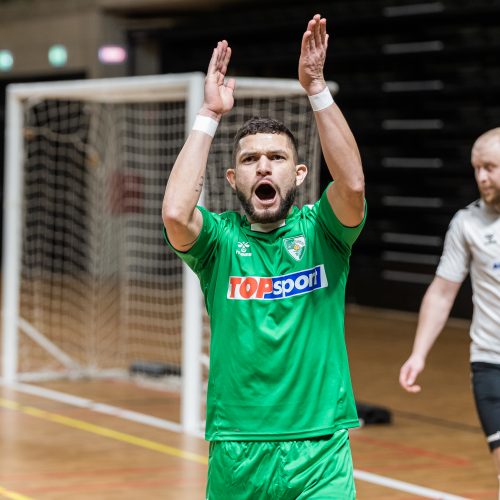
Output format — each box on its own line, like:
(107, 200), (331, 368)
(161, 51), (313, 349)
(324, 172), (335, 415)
(236, 241), (252, 257)
(227, 265), (328, 300)
(283, 235), (306, 261)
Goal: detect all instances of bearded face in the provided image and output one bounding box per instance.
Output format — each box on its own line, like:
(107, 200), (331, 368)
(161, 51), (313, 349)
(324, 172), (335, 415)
(236, 182), (297, 223)
(472, 140), (500, 211)
(226, 132), (307, 224)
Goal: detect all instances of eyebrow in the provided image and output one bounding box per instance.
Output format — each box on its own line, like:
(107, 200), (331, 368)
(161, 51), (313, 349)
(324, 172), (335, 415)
(473, 159), (499, 167)
(238, 149), (289, 159)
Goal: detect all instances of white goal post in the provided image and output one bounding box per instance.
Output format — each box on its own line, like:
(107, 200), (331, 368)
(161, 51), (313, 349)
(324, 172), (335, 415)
(2, 73), (333, 435)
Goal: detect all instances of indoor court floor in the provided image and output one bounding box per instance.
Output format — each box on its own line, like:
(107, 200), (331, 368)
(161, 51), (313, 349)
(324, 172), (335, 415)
(0, 307), (497, 499)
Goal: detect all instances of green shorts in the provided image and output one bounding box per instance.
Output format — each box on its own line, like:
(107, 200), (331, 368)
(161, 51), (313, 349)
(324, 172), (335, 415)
(206, 428), (355, 500)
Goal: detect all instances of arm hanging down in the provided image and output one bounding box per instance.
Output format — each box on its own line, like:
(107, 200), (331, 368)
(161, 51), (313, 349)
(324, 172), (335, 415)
(399, 276), (461, 393)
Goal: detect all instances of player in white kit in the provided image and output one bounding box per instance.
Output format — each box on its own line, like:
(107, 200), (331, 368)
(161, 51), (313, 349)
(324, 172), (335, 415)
(399, 127), (500, 496)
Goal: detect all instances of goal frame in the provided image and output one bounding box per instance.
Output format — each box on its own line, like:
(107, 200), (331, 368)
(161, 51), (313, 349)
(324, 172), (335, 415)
(2, 73), (336, 435)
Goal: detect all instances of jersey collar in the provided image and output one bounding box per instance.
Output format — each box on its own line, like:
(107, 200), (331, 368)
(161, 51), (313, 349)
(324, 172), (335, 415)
(250, 220), (286, 233)
(245, 206), (300, 233)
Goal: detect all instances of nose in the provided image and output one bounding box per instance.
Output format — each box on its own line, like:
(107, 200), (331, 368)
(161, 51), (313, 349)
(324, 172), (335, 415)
(476, 167), (489, 184)
(256, 155), (272, 175)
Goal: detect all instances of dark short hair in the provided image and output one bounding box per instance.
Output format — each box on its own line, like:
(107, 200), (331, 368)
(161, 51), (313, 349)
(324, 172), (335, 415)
(232, 117), (299, 165)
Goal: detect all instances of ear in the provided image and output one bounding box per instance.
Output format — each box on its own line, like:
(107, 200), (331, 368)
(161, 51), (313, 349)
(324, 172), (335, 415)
(226, 168), (236, 190)
(295, 164), (308, 187)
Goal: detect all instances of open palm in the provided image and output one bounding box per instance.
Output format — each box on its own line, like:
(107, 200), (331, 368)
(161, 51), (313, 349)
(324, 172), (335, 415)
(204, 40), (235, 116)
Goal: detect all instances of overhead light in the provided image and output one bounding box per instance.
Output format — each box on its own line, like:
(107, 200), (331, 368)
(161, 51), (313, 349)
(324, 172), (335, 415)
(0, 50), (14, 71)
(98, 45), (127, 64)
(48, 44), (68, 67)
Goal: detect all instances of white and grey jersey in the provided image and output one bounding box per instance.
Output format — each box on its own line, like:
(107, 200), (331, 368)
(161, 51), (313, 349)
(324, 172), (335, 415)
(436, 199), (500, 363)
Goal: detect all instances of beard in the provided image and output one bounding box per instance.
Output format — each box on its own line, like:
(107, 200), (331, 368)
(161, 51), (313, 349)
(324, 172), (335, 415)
(483, 189), (500, 211)
(236, 184), (297, 223)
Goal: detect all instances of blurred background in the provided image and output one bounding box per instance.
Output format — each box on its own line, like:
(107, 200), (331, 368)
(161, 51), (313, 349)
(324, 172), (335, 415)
(1, 0), (499, 318)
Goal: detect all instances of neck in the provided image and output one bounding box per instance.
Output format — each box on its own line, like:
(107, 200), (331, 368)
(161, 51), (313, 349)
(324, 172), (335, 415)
(484, 199), (500, 214)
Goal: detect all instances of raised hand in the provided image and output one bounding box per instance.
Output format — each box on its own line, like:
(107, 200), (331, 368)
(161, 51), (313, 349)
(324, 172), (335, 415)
(299, 14), (329, 95)
(202, 40), (235, 118)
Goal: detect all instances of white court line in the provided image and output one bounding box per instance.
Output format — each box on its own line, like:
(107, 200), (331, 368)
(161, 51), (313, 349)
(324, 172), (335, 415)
(354, 470), (470, 499)
(1, 380), (184, 434)
(1, 381), (470, 498)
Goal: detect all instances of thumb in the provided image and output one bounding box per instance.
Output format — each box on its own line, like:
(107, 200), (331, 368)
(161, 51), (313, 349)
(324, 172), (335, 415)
(226, 78), (236, 92)
(400, 362), (416, 386)
(406, 366), (417, 385)
(405, 366), (422, 392)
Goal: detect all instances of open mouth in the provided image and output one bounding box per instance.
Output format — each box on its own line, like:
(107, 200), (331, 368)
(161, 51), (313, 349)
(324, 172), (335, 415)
(255, 183), (277, 201)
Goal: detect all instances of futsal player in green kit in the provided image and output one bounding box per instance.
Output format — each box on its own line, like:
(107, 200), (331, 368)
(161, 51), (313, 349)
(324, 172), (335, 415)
(163, 14), (366, 499)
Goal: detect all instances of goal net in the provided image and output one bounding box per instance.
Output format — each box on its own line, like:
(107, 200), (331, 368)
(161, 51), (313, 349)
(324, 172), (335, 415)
(2, 73), (329, 433)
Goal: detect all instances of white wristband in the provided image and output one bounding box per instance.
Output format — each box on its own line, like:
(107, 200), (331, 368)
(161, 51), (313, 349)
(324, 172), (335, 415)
(192, 115), (219, 137)
(308, 87), (334, 112)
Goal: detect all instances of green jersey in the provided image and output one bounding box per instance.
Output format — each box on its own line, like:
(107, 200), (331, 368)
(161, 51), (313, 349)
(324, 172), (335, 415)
(164, 188), (366, 441)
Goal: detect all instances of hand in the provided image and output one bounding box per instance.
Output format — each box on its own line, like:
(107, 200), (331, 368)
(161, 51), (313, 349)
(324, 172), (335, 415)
(201, 40), (235, 119)
(399, 354), (425, 393)
(299, 14), (329, 95)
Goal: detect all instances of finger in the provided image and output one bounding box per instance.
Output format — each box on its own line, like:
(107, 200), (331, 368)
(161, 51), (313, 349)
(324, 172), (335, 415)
(219, 40), (228, 57)
(301, 30), (312, 53)
(207, 46), (219, 74)
(307, 19), (316, 50)
(405, 366), (423, 390)
(320, 18), (327, 45)
(313, 15), (322, 47)
(400, 375), (421, 393)
(216, 40), (226, 69)
(399, 367), (409, 387)
(221, 45), (232, 75)
(226, 78), (236, 92)
(404, 382), (421, 393)
(399, 363), (416, 385)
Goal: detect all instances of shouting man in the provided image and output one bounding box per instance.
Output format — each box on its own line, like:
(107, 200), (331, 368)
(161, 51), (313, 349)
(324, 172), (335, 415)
(163, 14), (366, 499)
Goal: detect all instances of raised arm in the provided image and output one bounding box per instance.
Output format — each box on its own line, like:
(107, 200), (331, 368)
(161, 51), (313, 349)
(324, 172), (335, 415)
(399, 276), (462, 393)
(162, 40), (235, 251)
(299, 14), (365, 226)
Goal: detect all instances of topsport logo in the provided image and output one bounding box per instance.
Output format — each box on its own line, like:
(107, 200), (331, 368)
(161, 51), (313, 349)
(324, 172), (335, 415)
(227, 265), (328, 300)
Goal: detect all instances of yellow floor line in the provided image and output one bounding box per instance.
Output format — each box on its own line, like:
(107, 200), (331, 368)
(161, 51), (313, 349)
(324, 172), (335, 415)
(0, 486), (33, 500)
(0, 398), (208, 467)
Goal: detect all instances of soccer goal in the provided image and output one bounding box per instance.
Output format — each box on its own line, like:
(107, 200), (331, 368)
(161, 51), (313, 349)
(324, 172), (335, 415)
(2, 73), (332, 434)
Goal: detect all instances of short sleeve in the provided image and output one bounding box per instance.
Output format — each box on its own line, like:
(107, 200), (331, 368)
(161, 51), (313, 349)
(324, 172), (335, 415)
(162, 206), (222, 275)
(435, 211), (471, 283)
(316, 187), (367, 249)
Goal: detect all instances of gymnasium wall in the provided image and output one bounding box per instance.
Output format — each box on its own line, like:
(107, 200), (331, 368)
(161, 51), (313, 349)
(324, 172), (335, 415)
(126, 0), (497, 318)
(0, 0), (126, 79)
(2, 0), (500, 318)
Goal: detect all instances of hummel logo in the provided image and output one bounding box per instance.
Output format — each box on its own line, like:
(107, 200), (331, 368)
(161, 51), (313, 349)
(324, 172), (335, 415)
(236, 241), (252, 257)
(485, 234), (497, 245)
